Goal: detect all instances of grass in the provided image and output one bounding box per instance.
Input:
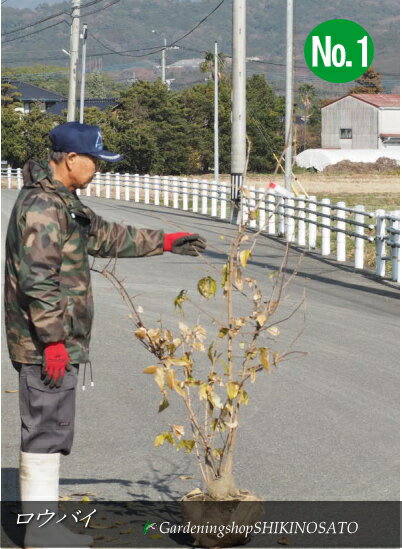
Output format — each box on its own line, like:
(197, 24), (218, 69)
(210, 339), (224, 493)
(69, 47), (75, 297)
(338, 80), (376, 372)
(316, 193), (400, 213)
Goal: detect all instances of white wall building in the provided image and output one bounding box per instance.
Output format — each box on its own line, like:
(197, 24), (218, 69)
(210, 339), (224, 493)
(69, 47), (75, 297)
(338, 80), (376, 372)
(321, 94), (400, 150)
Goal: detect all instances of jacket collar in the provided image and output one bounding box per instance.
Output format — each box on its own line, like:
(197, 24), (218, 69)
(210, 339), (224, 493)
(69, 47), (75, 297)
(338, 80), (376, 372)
(22, 160), (72, 197)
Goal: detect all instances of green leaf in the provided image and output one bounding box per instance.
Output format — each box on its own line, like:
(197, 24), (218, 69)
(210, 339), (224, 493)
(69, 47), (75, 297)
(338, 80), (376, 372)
(238, 389), (249, 405)
(158, 397), (170, 413)
(218, 327), (229, 338)
(177, 440), (195, 453)
(197, 276), (217, 300)
(208, 343), (215, 364)
(174, 289), (188, 313)
(259, 347), (270, 370)
(221, 263), (229, 288)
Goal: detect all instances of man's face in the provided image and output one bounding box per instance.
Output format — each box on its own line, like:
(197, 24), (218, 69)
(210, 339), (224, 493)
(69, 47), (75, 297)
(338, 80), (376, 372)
(68, 153), (100, 190)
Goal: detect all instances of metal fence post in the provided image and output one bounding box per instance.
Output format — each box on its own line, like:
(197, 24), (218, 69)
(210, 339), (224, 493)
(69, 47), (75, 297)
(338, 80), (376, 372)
(16, 168), (22, 190)
(95, 172), (101, 197)
(375, 209), (386, 278)
(134, 174), (140, 203)
(220, 183), (227, 220)
(321, 198), (331, 256)
(7, 167), (12, 189)
(124, 173), (130, 201)
(211, 180), (218, 217)
(182, 178), (188, 211)
(201, 180), (208, 215)
(192, 179), (199, 213)
(268, 193), (276, 235)
(258, 188), (266, 231)
(163, 176), (169, 207)
(354, 204), (365, 269)
(278, 196), (285, 236)
(391, 210), (400, 282)
(173, 177), (179, 209)
(241, 187), (249, 226)
(308, 196), (317, 249)
(298, 198), (306, 247)
(144, 174), (150, 204)
(286, 196), (295, 242)
(249, 186), (257, 229)
(86, 179), (91, 196)
(105, 172), (111, 199)
(114, 173), (121, 200)
(336, 202), (346, 262)
(154, 175), (160, 206)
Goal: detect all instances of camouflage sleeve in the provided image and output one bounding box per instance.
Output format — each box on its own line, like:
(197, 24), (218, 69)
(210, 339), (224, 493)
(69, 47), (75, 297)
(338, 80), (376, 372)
(18, 196), (66, 345)
(86, 208), (164, 258)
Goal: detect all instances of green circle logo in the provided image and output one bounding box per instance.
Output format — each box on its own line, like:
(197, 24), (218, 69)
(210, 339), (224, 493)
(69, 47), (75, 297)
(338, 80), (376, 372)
(304, 19), (374, 83)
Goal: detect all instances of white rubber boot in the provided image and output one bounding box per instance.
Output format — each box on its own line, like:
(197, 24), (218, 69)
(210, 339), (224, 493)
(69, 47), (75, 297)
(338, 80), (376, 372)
(20, 451), (92, 549)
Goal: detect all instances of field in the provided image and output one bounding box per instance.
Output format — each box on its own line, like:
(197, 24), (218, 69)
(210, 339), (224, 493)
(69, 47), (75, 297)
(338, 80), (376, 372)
(193, 173), (400, 213)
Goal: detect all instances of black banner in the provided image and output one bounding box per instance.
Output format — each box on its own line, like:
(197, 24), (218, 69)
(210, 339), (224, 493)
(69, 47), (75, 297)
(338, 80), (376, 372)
(1, 501), (400, 548)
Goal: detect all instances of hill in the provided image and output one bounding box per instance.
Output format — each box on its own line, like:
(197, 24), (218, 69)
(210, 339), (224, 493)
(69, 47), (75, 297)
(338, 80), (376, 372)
(2, 0), (400, 94)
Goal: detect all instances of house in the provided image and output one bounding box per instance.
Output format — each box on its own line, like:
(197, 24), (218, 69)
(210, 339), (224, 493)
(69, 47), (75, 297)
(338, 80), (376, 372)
(3, 80), (117, 117)
(47, 98), (118, 116)
(4, 80), (66, 113)
(321, 94), (400, 149)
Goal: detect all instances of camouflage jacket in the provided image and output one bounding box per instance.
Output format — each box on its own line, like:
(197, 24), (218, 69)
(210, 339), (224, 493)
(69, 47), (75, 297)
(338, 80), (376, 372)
(5, 160), (164, 365)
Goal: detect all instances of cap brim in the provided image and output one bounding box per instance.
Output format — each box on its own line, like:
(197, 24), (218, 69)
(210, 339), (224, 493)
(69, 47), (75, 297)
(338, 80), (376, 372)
(90, 150), (124, 163)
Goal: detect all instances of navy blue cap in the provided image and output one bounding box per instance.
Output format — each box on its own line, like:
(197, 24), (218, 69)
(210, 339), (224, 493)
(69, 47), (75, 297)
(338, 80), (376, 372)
(49, 122), (123, 163)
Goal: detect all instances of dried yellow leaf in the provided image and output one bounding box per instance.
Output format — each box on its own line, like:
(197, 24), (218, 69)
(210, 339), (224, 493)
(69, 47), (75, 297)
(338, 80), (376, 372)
(239, 249), (251, 268)
(143, 365), (158, 374)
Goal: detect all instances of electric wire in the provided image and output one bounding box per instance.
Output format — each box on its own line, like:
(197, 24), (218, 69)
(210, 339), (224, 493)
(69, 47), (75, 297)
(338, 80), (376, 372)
(2, 19), (69, 44)
(2, 0), (108, 37)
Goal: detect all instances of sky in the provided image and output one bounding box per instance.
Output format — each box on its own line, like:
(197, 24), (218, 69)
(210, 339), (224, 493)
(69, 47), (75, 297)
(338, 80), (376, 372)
(5, 0), (62, 7)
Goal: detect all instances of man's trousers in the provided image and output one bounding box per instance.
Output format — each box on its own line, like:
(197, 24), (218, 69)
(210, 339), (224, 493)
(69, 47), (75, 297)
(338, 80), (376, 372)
(13, 363), (79, 455)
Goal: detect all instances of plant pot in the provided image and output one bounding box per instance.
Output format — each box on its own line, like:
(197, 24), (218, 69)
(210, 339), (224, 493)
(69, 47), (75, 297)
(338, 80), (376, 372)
(180, 489), (263, 547)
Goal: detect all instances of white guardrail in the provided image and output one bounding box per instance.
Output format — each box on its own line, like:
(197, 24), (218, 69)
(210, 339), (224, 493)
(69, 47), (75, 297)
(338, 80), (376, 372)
(2, 167), (400, 283)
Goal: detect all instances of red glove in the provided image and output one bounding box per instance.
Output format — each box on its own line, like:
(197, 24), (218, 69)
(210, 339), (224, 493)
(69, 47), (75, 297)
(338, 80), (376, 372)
(163, 232), (191, 252)
(43, 342), (71, 388)
(163, 233), (207, 256)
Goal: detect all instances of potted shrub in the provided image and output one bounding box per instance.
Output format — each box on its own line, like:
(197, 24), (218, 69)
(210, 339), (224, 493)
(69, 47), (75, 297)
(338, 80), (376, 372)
(97, 190), (304, 547)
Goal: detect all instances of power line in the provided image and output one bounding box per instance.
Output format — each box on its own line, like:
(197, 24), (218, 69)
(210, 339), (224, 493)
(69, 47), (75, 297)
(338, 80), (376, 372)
(2, 0), (106, 37)
(2, 8), (68, 36)
(78, 0), (227, 60)
(2, 19), (69, 44)
(81, 0), (120, 17)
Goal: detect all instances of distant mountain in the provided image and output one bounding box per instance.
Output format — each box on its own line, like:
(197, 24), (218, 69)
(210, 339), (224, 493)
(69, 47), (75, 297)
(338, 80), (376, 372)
(2, 0), (400, 94)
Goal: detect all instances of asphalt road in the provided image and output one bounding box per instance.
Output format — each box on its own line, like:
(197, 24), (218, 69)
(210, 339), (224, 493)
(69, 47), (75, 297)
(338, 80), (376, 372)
(1, 189), (399, 502)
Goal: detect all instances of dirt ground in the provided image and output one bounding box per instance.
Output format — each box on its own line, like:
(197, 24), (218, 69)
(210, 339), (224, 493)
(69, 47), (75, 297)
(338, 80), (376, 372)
(195, 173), (400, 195)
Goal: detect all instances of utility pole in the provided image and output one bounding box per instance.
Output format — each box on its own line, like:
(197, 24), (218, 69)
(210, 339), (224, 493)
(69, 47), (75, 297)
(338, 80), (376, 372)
(162, 37), (167, 84)
(79, 23), (88, 124)
(230, 0), (246, 224)
(214, 41), (219, 186)
(67, 0), (81, 122)
(284, 0), (294, 191)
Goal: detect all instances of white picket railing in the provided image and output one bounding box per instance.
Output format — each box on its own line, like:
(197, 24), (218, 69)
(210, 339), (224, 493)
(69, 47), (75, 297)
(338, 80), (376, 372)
(2, 167), (400, 283)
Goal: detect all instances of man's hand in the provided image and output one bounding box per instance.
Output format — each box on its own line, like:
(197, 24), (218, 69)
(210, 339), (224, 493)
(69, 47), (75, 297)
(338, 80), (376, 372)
(42, 342), (71, 388)
(164, 233), (207, 256)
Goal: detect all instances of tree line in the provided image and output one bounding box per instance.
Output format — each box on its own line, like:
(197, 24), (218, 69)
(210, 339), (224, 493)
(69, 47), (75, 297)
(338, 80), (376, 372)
(2, 66), (383, 173)
(2, 74), (287, 174)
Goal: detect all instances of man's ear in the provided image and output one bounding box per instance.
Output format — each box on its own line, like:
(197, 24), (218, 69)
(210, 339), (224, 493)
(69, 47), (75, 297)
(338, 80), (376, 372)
(65, 152), (78, 171)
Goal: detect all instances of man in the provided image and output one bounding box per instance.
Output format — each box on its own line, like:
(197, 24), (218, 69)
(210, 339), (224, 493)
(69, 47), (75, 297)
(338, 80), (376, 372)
(4, 122), (206, 548)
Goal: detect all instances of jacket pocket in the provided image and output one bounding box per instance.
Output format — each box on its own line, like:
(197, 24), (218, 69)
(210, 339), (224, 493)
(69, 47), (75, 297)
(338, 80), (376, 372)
(22, 369), (78, 430)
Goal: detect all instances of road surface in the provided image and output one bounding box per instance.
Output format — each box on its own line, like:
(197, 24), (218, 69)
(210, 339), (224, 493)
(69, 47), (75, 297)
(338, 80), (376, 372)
(2, 190), (399, 503)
